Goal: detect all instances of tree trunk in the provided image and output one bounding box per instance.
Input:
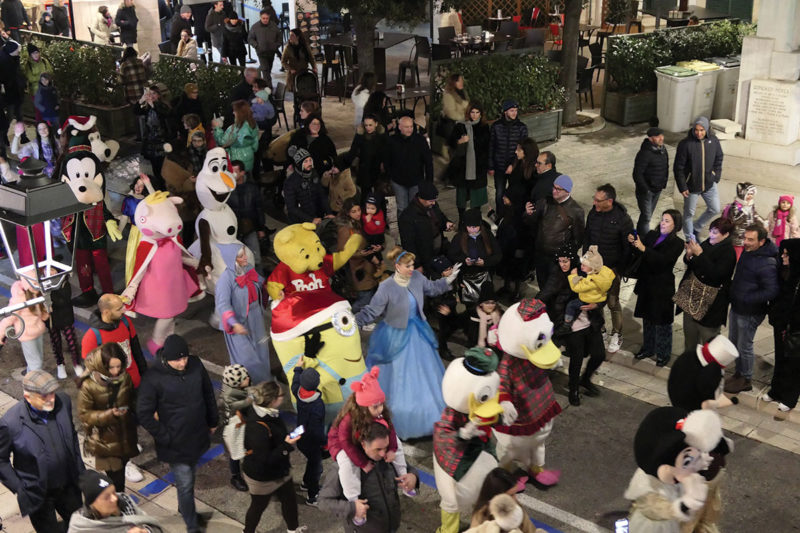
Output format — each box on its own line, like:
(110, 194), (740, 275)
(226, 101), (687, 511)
(560, 0), (582, 125)
(353, 14), (379, 79)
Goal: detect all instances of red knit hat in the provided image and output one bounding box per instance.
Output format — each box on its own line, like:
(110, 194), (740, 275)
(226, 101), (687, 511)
(351, 367), (385, 406)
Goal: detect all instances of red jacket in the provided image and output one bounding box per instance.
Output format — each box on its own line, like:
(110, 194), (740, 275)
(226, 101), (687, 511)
(81, 314), (146, 388)
(361, 210), (385, 236)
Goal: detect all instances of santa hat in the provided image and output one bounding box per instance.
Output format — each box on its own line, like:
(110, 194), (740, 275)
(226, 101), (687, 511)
(695, 335), (738, 368)
(489, 493), (524, 531)
(351, 367), (385, 406)
(62, 115), (96, 133)
(270, 291), (352, 342)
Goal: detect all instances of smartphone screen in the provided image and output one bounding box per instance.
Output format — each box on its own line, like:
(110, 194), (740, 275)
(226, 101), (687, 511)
(615, 518), (629, 533)
(289, 425), (305, 439)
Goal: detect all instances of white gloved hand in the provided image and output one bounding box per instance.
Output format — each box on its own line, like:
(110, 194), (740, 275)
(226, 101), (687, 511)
(499, 401), (518, 426)
(445, 262), (462, 284)
(458, 421), (484, 440)
(677, 473), (708, 517)
(163, 143), (172, 154)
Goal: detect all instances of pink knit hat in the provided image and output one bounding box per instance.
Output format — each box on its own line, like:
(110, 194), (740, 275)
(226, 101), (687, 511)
(351, 367), (385, 407)
(779, 195), (794, 207)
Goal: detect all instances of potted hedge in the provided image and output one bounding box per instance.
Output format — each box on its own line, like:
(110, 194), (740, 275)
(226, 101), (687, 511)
(432, 52), (565, 147)
(603, 20), (754, 126)
(151, 55), (243, 119)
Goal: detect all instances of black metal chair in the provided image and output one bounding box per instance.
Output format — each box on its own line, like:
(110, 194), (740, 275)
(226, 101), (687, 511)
(577, 66), (597, 111)
(431, 43), (453, 61)
(546, 49), (562, 63)
(339, 46), (359, 98)
(588, 42), (606, 82)
(398, 35), (429, 87)
(497, 20), (518, 38)
(438, 25), (456, 44)
(320, 44), (343, 98)
(525, 28), (546, 47)
(272, 82), (289, 130)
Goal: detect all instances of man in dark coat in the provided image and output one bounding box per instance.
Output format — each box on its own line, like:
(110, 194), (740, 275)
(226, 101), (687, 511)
(633, 127), (669, 235)
(399, 182), (454, 275)
(0, 40), (24, 123)
(0, 0), (29, 41)
(725, 224), (779, 394)
(283, 146), (331, 224)
(228, 159), (268, 267)
(204, 1), (227, 57)
(170, 5), (194, 53)
(247, 9), (282, 89)
(488, 99), (528, 216)
(448, 208), (502, 306)
(137, 335), (219, 533)
(674, 116), (723, 240)
(384, 115), (434, 216)
(529, 150), (559, 204)
(0, 370), (85, 532)
(524, 174), (585, 288)
(584, 183), (633, 354)
(319, 421), (419, 533)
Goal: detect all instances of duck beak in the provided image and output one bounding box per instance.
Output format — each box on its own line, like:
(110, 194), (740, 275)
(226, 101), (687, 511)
(469, 392), (504, 426)
(521, 340), (561, 369)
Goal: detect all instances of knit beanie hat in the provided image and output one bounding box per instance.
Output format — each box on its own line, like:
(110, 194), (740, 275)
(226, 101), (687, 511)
(288, 145), (312, 170)
(779, 195), (794, 208)
(463, 208), (482, 227)
(27, 43), (39, 55)
(431, 255), (452, 275)
(501, 99), (519, 112)
(489, 493), (524, 531)
(180, 5), (192, 15)
(580, 245), (603, 273)
(553, 174), (573, 193)
(79, 470), (114, 507)
(3, 40), (20, 57)
(299, 367), (321, 391)
(417, 181), (438, 201)
(365, 193), (379, 206)
(351, 367), (385, 407)
(693, 116), (710, 133)
(159, 334), (190, 361)
(223, 364), (250, 388)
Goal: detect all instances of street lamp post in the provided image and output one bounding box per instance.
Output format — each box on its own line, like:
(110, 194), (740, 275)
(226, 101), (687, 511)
(0, 158), (88, 337)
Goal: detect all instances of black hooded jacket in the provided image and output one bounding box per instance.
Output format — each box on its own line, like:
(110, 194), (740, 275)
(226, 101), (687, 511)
(633, 137), (669, 192)
(583, 202), (634, 270)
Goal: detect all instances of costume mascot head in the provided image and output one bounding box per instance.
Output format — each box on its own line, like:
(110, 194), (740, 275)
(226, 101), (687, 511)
(434, 346), (516, 533)
(491, 298), (562, 489)
(267, 222), (366, 421)
(624, 406), (732, 531)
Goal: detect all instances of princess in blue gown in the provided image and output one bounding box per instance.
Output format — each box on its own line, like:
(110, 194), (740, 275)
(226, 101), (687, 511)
(355, 247), (459, 439)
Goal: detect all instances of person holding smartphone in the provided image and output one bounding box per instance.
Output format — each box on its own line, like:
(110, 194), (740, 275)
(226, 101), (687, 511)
(77, 343), (140, 492)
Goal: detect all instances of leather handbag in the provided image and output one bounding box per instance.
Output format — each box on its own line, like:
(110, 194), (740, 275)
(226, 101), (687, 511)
(673, 272), (719, 321)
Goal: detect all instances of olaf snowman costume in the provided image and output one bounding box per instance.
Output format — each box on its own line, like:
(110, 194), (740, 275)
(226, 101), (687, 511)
(624, 406), (732, 533)
(492, 298), (562, 487)
(187, 147), (253, 327)
(434, 346), (516, 533)
(122, 191), (201, 353)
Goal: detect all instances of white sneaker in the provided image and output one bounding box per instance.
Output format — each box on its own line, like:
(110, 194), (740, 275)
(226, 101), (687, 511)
(761, 392), (775, 403)
(125, 462), (144, 483)
(778, 403), (791, 412)
(73, 364), (84, 377)
(607, 333), (622, 354)
(602, 330), (609, 344)
(56, 364), (67, 379)
(362, 323), (376, 332)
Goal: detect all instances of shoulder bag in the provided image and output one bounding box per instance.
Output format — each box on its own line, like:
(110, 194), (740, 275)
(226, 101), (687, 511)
(672, 271), (720, 321)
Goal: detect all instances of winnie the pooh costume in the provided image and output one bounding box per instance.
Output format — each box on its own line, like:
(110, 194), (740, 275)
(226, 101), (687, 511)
(268, 222), (367, 421)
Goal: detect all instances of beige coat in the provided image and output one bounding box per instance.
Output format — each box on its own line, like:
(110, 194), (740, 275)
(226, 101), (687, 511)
(336, 223), (378, 292)
(92, 11), (117, 44)
(321, 168), (357, 214)
(176, 37), (199, 60)
(442, 89), (470, 121)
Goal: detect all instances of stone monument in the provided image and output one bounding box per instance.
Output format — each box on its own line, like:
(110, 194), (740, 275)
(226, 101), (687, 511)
(724, 0), (800, 166)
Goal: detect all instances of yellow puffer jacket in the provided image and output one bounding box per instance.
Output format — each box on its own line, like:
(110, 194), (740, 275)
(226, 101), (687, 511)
(569, 266), (616, 303)
(77, 348), (139, 471)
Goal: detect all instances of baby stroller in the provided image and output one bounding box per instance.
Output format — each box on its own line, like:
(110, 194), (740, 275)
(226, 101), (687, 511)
(293, 69), (322, 127)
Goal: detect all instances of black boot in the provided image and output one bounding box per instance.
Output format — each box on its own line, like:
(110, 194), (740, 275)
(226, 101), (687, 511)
(71, 289), (99, 308)
(580, 375), (600, 397)
(568, 388), (580, 406)
(230, 475), (248, 492)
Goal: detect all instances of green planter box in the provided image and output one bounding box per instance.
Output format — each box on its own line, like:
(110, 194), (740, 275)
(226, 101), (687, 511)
(520, 109), (563, 143)
(603, 91), (656, 126)
(73, 101), (137, 138)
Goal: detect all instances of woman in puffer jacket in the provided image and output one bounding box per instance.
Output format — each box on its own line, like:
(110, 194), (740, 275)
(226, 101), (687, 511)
(78, 343), (139, 492)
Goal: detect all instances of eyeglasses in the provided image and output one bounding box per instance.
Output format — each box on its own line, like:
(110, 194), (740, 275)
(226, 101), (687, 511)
(593, 196), (610, 203)
(553, 186), (566, 192)
(534, 160), (547, 166)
